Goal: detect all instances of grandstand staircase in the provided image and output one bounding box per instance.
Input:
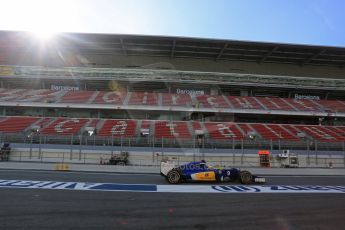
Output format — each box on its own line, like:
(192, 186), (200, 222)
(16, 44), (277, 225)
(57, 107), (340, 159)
(268, 97), (284, 110)
(337, 100), (345, 107)
(123, 92), (131, 105)
(149, 120), (155, 138)
(309, 99), (325, 110)
(135, 120), (143, 142)
(330, 127), (345, 139)
(222, 95), (234, 109)
(193, 121), (210, 139)
(157, 93), (163, 107)
(237, 123), (262, 140)
(234, 123), (246, 139)
(53, 91), (69, 103)
(253, 97), (268, 110)
(186, 121), (195, 138)
(86, 91), (100, 104)
(95, 119), (106, 131)
(270, 124), (299, 141)
(0, 117), (9, 123)
(0, 89), (25, 101)
(16, 89), (39, 102)
(27, 117), (57, 133)
(279, 124), (299, 140)
(279, 98), (299, 111)
(284, 125), (311, 141)
(81, 119), (100, 134)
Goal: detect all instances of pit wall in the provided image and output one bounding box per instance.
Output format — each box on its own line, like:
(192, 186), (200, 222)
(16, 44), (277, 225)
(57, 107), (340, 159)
(7, 146), (345, 168)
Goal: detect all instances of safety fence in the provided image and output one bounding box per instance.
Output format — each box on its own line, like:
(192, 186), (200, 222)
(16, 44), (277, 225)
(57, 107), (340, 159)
(1, 132), (345, 151)
(1, 132), (345, 168)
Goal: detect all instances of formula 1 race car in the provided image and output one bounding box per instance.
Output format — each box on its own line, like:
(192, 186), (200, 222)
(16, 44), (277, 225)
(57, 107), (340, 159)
(160, 160), (265, 184)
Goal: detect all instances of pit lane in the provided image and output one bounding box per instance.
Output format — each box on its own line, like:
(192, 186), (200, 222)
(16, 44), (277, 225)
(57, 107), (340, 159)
(1, 169), (345, 186)
(0, 170), (344, 229)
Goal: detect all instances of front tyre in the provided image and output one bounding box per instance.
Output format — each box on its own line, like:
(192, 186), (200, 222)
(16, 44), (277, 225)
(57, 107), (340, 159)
(240, 170), (252, 184)
(167, 170), (181, 184)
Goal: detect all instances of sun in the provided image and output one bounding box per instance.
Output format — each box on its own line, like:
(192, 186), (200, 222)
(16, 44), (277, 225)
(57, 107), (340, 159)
(0, 0), (82, 41)
(31, 29), (57, 41)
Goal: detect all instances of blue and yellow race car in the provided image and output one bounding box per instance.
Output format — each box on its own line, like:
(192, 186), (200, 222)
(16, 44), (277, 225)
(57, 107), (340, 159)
(160, 160), (265, 184)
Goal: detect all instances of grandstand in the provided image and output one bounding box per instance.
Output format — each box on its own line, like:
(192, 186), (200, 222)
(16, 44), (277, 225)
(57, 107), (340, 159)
(0, 30), (345, 167)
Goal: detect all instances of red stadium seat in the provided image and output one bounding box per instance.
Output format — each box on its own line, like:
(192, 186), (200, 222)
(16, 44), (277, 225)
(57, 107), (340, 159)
(97, 119), (137, 137)
(91, 91), (126, 104)
(59, 91), (95, 103)
(227, 96), (263, 110)
(204, 122), (243, 140)
(128, 92), (158, 106)
(195, 95), (229, 108)
(154, 121), (192, 139)
(161, 93), (192, 107)
(40, 118), (89, 135)
(0, 116), (39, 133)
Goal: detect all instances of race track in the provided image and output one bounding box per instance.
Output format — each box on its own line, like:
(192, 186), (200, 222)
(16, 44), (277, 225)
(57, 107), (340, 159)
(0, 170), (345, 229)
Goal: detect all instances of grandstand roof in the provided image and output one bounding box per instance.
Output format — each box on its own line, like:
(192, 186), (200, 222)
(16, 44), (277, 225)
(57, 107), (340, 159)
(1, 30), (345, 68)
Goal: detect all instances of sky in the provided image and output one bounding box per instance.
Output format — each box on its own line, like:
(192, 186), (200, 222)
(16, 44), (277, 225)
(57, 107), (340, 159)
(0, 0), (344, 46)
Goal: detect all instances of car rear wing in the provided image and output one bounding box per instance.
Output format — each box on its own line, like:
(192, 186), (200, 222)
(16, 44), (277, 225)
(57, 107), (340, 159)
(160, 160), (176, 176)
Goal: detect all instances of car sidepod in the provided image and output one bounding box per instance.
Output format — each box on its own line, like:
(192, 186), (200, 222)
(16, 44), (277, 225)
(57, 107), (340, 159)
(190, 171), (216, 181)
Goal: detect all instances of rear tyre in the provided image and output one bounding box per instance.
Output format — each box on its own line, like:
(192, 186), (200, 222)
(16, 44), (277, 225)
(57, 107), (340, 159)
(167, 170), (181, 184)
(240, 170), (252, 184)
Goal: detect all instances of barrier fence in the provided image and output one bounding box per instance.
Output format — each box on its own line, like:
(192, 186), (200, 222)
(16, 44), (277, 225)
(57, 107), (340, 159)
(1, 132), (344, 168)
(7, 149), (345, 168)
(1, 132), (345, 151)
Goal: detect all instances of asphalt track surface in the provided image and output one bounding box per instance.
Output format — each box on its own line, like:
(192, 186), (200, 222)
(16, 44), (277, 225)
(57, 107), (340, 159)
(1, 170), (345, 230)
